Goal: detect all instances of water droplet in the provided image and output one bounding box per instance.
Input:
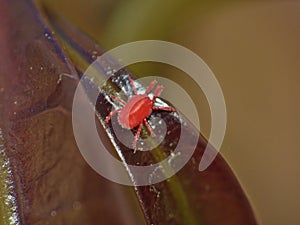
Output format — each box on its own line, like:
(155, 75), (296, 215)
(50, 210), (57, 217)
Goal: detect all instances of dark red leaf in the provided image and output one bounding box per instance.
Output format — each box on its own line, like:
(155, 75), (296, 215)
(44, 6), (258, 225)
(0, 1), (143, 225)
(0, 1), (258, 225)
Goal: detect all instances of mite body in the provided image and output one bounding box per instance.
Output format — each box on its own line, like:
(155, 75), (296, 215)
(105, 76), (176, 152)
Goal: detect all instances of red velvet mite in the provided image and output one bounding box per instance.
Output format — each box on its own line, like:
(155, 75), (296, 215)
(105, 76), (176, 153)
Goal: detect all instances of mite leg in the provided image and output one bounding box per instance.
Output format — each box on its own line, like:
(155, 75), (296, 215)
(133, 123), (143, 153)
(152, 106), (176, 112)
(128, 76), (138, 95)
(110, 95), (126, 106)
(105, 109), (121, 128)
(143, 118), (155, 137)
(145, 80), (158, 94)
(152, 85), (164, 102)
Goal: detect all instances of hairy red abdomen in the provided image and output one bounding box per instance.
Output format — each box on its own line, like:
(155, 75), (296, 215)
(118, 95), (153, 129)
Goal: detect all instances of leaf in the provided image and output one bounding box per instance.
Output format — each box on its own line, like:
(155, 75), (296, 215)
(44, 5), (258, 225)
(0, 1), (144, 225)
(0, 1), (258, 225)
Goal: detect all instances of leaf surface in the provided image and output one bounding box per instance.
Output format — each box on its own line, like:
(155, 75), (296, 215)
(0, 1), (143, 225)
(0, 1), (258, 225)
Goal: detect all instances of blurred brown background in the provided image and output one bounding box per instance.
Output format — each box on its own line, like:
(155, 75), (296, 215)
(41, 1), (300, 225)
